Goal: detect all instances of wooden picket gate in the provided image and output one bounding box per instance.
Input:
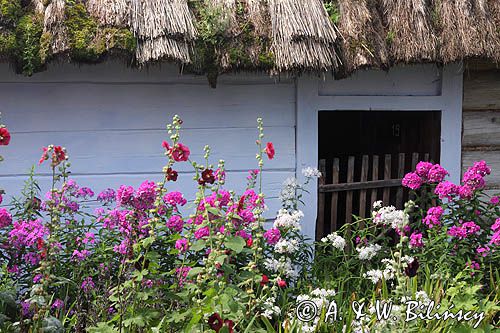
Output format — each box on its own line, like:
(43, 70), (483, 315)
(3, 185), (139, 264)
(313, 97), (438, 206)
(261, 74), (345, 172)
(316, 152), (432, 240)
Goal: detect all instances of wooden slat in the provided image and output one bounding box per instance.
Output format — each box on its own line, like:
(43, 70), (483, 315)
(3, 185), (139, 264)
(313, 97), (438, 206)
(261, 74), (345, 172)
(411, 152), (419, 170)
(383, 154), (392, 205)
(462, 110), (500, 148)
(319, 179), (402, 192)
(359, 155), (369, 218)
(345, 156), (355, 249)
(463, 70), (500, 110)
(396, 153), (405, 208)
(370, 155), (379, 207)
(330, 158), (340, 232)
(316, 159), (326, 241)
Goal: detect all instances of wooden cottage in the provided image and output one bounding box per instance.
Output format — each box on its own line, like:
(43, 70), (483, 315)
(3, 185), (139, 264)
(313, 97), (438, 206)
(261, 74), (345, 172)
(0, 0), (499, 241)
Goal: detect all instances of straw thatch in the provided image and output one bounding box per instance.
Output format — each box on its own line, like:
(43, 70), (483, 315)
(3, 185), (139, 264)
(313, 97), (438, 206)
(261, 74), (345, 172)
(130, 0), (197, 64)
(1, 0), (500, 76)
(269, 0), (338, 71)
(335, 0), (388, 75)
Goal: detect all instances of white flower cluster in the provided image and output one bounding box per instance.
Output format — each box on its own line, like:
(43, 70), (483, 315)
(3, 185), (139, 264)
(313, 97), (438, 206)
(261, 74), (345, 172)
(273, 209), (303, 231)
(321, 232), (346, 250)
(363, 258), (396, 284)
(302, 167), (322, 178)
(264, 257), (297, 279)
(279, 177), (298, 208)
(356, 243), (382, 261)
(372, 205), (409, 231)
(274, 238), (299, 254)
(261, 296), (281, 319)
(294, 288), (336, 333)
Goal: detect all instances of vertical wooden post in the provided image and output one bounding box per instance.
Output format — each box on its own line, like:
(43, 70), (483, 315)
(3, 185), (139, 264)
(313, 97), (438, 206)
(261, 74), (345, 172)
(316, 159), (326, 241)
(359, 155), (369, 228)
(411, 152), (419, 170)
(396, 153), (405, 208)
(330, 158), (340, 232)
(345, 156), (355, 243)
(383, 154), (392, 205)
(370, 155), (379, 208)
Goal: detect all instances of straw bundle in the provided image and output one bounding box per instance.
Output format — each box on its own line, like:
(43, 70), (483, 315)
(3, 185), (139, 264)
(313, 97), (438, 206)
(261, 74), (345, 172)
(130, 0), (196, 64)
(437, 0), (496, 61)
(247, 0), (270, 37)
(336, 0), (388, 75)
(43, 0), (69, 55)
(87, 0), (130, 27)
(382, 0), (437, 62)
(488, 0), (500, 60)
(269, 0), (338, 71)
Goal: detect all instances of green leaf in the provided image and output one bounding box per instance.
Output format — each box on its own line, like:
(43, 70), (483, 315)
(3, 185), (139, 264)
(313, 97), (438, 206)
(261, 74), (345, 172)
(187, 267), (204, 278)
(225, 236), (245, 253)
(190, 239), (206, 251)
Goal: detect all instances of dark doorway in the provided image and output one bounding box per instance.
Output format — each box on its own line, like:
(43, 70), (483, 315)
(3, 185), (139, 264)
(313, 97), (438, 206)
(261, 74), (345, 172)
(317, 111), (441, 239)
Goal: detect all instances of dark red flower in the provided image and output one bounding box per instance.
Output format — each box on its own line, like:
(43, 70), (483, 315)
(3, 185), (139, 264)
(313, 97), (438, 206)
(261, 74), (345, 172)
(260, 274), (269, 286)
(171, 143), (190, 162)
(198, 169), (215, 186)
(404, 258), (419, 277)
(277, 278), (287, 288)
(208, 313), (223, 332)
(224, 319), (234, 333)
(0, 127), (11, 145)
(53, 146), (66, 165)
(246, 238), (253, 247)
(166, 168), (178, 182)
(265, 142), (275, 160)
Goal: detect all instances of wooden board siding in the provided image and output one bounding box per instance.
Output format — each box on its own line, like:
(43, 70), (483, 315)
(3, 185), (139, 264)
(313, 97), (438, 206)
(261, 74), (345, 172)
(462, 69), (500, 190)
(0, 62), (296, 219)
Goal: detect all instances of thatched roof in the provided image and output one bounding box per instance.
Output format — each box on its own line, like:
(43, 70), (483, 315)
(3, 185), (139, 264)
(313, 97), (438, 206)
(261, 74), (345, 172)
(0, 0), (499, 80)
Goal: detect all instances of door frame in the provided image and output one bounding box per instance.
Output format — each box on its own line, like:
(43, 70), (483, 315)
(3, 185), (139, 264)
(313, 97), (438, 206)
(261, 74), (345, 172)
(296, 63), (464, 241)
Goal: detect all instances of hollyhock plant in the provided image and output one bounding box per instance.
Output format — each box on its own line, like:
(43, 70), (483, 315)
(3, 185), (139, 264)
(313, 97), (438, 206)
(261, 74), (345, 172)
(0, 127), (11, 145)
(265, 142), (275, 160)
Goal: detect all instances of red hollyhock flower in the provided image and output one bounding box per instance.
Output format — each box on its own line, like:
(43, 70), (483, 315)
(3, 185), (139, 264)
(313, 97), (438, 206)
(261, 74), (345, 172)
(224, 319), (234, 333)
(198, 169), (215, 185)
(0, 127), (11, 145)
(277, 278), (287, 288)
(166, 168), (178, 182)
(265, 142), (275, 160)
(260, 274), (269, 286)
(208, 313), (223, 332)
(171, 143), (190, 162)
(39, 147), (50, 165)
(246, 238), (253, 247)
(53, 146), (66, 165)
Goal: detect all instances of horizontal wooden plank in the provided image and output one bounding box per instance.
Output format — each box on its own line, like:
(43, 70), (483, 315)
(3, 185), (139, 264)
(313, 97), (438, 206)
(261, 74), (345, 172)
(319, 179), (402, 192)
(316, 95), (444, 111)
(462, 110), (500, 148)
(1, 127), (295, 175)
(463, 71), (500, 110)
(320, 64), (442, 96)
(462, 150), (500, 188)
(0, 82), (295, 132)
(0, 62), (293, 85)
(0, 170), (295, 219)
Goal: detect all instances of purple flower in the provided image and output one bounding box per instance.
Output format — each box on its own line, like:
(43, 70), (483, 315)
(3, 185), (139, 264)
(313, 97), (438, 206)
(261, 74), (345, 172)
(402, 172), (423, 190)
(166, 215), (184, 233)
(33, 274), (43, 283)
(81, 277), (95, 293)
(9, 219), (49, 248)
(72, 249), (91, 261)
(194, 226), (210, 240)
(409, 232), (424, 248)
(163, 191), (187, 207)
(263, 228), (281, 245)
(422, 206), (443, 229)
(134, 180), (157, 210)
(0, 208), (12, 228)
(116, 185), (135, 206)
(97, 188), (116, 203)
(427, 164), (448, 183)
(51, 299), (64, 310)
(415, 161), (433, 178)
(490, 196), (499, 205)
(175, 238), (189, 252)
(434, 181), (458, 200)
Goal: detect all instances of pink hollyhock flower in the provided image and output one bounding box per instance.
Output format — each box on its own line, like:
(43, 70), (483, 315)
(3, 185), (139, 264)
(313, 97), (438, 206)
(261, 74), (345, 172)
(166, 215), (184, 233)
(265, 142), (275, 160)
(402, 172), (423, 190)
(0, 208), (12, 228)
(194, 226), (210, 239)
(39, 146), (67, 167)
(175, 238), (189, 252)
(263, 228), (281, 245)
(409, 232), (424, 248)
(163, 191), (187, 207)
(415, 161), (433, 178)
(434, 181), (458, 200)
(0, 127), (11, 145)
(422, 206), (443, 228)
(277, 278), (287, 288)
(427, 164), (448, 183)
